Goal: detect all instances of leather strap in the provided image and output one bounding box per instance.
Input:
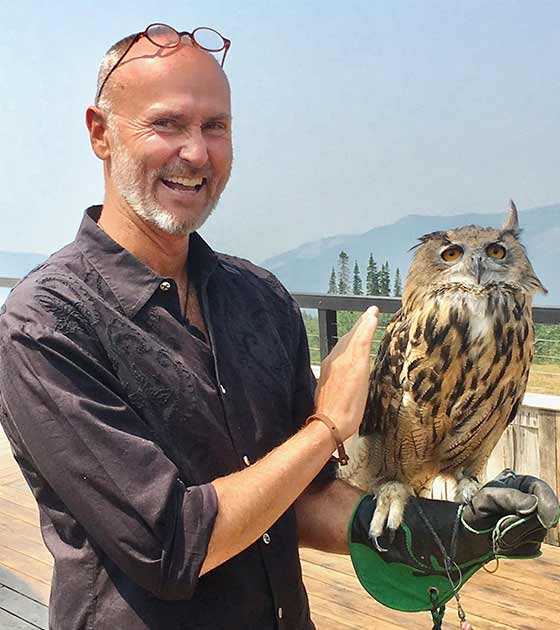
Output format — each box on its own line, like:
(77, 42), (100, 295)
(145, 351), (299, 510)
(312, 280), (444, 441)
(305, 413), (349, 466)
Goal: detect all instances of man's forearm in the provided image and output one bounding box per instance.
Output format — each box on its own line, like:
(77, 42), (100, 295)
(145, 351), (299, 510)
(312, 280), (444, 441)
(201, 420), (335, 575)
(295, 479), (365, 554)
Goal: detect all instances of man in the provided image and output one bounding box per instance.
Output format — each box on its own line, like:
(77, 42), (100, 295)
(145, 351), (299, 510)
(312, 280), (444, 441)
(0, 26), (376, 629)
(0, 24), (557, 630)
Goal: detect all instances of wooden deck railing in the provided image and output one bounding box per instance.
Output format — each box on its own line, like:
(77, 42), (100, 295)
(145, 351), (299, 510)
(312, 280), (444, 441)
(293, 292), (560, 360)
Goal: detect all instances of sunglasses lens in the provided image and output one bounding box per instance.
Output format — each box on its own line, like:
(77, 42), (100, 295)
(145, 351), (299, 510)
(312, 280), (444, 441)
(146, 24), (180, 47)
(192, 27), (224, 52)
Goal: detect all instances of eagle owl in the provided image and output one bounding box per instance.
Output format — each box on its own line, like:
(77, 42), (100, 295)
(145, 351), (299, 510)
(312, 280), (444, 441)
(339, 201), (547, 547)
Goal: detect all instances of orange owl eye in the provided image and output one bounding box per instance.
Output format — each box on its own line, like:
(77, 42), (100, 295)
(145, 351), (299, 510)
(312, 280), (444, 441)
(486, 243), (506, 259)
(441, 245), (463, 262)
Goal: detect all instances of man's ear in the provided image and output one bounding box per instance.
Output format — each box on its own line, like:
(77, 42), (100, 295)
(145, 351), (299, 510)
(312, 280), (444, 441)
(86, 106), (111, 160)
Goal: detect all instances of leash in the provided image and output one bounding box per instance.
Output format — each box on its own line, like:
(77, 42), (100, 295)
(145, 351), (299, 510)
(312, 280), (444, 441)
(413, 500), (473, 629)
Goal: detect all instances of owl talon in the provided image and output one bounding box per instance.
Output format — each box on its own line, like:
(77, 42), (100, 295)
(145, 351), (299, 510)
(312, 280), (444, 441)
(455, 476), (481, 504)
(368, 481), (414, 546)
(370, 535), (389, 553)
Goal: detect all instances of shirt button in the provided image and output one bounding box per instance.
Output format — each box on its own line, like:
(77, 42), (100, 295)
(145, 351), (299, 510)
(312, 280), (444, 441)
(278, 607), (283, 619)
(262, 532), (271, 544)
(159, 280), (172, 292)
(220, 384), (226, 395)
(242, 455), (251, 467)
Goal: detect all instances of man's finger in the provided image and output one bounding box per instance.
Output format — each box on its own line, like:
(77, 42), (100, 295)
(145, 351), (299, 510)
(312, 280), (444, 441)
(351, 307), (379, 345)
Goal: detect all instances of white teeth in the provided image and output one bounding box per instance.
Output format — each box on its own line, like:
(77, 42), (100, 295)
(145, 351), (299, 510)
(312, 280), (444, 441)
(164, 175), (204, 186)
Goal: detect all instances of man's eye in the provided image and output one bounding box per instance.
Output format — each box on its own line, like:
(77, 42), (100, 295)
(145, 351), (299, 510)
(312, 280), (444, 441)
(152, 119), (176, 130)
(204, 121), (227, 132)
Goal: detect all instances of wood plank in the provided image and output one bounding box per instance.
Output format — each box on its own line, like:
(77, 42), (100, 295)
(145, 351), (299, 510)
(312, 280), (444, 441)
(307, 591), (405, 629)
(0, 470), (26, 487)
(0, 587), (47, 630)
(0, 497), (40, 528)
(304, 571), (422, 628)
(311, 611), (351, 630)
(6, 479), (31, 492)
(0, 464), (21, 479)
(0, 522), (53, 566)
(0, 607), (42, 630)
(0, 487), (38, 511)
(0, 544), (53, 584)
(0, 565), (49, 606)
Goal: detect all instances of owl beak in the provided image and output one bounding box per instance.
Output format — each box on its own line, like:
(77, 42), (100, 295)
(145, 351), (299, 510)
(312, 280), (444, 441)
(472, 256), (484, 284)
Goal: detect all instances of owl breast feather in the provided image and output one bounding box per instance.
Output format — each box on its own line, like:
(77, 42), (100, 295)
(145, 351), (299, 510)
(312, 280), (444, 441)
(361, 283), (534, 487)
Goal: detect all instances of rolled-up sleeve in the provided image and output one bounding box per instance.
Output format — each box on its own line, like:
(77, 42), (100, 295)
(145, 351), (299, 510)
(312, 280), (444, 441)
(0, 323), (218, 601)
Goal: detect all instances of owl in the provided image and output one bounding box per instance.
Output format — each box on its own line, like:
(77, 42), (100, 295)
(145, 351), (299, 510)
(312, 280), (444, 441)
(339, 201), (547, 548)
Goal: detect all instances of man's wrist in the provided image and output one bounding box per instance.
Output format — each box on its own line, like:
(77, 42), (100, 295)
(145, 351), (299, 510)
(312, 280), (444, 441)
(304, 413), (349, 465)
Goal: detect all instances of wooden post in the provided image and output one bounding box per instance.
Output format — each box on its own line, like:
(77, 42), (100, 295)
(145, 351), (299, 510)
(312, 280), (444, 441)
(318, 309), (337, 361)
(538, 410), (559, 545)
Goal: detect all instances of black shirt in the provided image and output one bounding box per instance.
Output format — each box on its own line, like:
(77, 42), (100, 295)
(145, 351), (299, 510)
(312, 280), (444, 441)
(0, 206), (334, 629)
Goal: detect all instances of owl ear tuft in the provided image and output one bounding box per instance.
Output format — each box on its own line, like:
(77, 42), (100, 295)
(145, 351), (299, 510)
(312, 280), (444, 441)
(502, 199), (519, 231)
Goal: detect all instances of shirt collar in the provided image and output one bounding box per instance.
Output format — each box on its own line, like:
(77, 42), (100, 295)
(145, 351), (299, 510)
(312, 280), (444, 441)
(75, 205), (220, 319)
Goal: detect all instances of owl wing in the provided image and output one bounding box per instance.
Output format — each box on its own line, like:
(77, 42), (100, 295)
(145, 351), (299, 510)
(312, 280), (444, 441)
(359, 304), (459, 482)
(360, 308), (410, 437)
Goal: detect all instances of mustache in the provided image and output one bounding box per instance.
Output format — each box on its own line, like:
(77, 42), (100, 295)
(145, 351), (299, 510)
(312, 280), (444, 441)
(158, 161), (208, 180)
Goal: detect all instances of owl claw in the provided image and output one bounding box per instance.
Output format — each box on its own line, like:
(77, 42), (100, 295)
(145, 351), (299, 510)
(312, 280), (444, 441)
(368, 481), (414, 547)
(455, 476), (481, 504)
(370, 535), (389, 553)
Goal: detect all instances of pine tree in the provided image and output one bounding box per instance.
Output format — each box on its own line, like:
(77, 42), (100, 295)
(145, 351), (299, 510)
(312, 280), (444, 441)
(372, 260), (380, 295)
(328, 267), (337, 294)
(380, 261), (391, 296)
(393, 267), (402, 297)
(366, 253), (380, 295)
(337, 251), (350, 294)
(352, 261), (363, 295)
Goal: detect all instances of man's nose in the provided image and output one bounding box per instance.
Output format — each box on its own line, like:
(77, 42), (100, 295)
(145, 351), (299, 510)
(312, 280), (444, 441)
(178, 129), (208, 168)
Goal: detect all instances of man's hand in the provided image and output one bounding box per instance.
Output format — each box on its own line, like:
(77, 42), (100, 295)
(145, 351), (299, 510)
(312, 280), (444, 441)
(348, 470), (560, 612)
(313, 306), (379, 442)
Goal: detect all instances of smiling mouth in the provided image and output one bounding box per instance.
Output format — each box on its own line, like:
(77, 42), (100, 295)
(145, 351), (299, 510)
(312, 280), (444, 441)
(161, 175), (206, 193)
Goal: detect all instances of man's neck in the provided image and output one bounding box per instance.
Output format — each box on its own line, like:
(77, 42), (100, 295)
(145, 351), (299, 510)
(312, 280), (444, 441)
(98, 197), (190, 281)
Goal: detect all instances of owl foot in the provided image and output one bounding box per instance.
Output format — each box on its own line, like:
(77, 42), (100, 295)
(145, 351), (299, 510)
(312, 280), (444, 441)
(454, 475), (480, 504)
(369, 481), (414, 550)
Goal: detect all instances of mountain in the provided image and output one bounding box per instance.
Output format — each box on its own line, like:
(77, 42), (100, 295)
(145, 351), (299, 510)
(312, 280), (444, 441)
(1, 204), (558, 306)
(261, 203), (560, 306)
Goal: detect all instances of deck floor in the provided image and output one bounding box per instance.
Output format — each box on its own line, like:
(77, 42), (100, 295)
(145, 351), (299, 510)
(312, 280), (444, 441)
(0, 431), (558, 629)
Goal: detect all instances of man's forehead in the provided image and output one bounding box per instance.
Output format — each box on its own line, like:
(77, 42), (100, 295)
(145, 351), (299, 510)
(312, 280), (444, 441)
(109, 37), (229, 107)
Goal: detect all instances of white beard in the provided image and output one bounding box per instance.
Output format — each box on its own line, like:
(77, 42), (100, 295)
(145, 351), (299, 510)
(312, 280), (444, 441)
(108, 123), (219, 235)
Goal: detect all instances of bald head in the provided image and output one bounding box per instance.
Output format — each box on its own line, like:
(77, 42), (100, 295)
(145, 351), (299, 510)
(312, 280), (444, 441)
(96, 34), (229, 113)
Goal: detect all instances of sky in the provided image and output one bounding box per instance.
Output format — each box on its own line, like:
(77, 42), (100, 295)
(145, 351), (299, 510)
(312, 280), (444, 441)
(1, 0), (559, 264)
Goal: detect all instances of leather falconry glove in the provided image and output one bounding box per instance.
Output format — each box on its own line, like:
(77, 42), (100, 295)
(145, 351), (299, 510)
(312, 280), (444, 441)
(348, 469), (560, 614)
